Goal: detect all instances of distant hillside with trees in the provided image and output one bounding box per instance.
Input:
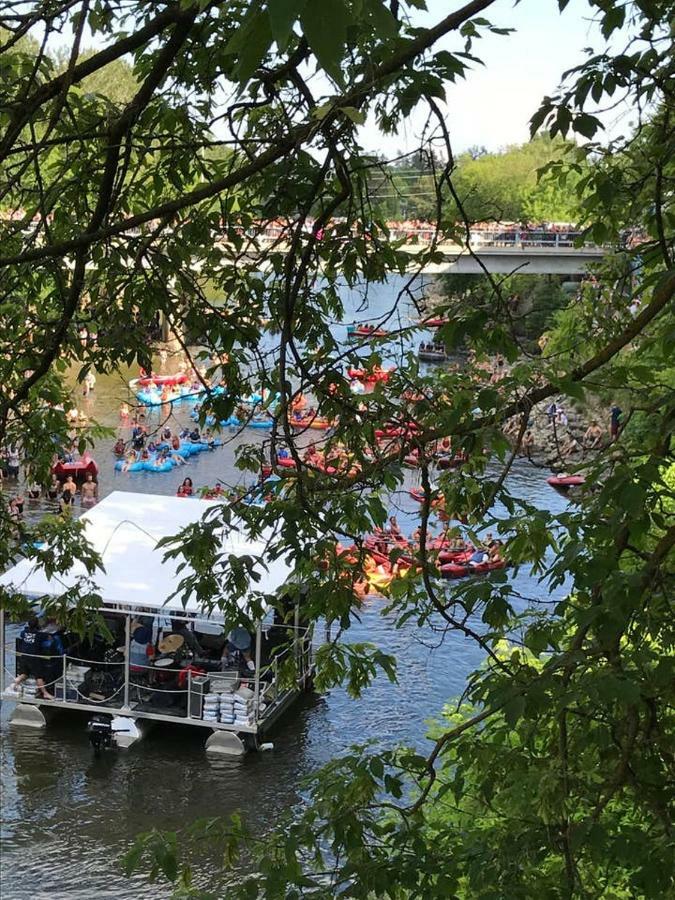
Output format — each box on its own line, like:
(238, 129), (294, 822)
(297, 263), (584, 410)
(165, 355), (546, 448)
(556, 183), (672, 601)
(368, 135), (585, 224)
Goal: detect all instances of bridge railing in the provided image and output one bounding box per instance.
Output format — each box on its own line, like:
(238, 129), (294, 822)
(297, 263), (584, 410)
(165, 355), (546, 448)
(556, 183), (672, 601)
(248, 223), (592, 250)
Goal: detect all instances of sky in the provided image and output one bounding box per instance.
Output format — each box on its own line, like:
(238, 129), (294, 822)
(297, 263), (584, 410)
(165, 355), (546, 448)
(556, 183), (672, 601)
(56, 0), (632, 158)
(359, 0), (632, 156)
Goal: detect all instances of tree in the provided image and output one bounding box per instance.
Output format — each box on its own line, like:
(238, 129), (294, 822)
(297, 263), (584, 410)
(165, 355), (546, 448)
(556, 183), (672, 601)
(0, 1), (673, 897)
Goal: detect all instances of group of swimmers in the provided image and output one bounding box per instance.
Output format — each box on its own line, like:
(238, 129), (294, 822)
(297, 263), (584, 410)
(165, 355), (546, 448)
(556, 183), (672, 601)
(115, 420), (220, 472)
(175, 478), (229, 500)
(5, 473), (98, 525)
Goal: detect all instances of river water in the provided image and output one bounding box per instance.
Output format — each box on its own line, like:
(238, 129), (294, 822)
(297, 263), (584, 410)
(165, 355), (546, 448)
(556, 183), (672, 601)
(0, 278), (569, 898)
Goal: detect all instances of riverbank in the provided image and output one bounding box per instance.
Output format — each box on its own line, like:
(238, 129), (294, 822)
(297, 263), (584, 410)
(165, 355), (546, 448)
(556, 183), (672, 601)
(504, 397), (611, 470)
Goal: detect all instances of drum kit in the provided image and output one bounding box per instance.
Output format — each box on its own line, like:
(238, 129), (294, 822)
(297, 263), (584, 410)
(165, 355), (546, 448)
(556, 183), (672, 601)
(153, 633), (186, 669)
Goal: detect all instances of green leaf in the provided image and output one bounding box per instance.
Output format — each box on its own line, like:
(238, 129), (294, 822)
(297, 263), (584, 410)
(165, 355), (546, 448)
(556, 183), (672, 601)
(574, 112), (602, 139)
(364, 0), (399, 39)
(300, 0), (349, 83)
(268, 0), (307, 50)
(225, 8), (273, 83)
(339, 105), (366, 125)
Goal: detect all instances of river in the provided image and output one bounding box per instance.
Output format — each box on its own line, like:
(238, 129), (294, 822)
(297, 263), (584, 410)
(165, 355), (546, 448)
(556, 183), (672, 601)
(0, 278), (569, 898)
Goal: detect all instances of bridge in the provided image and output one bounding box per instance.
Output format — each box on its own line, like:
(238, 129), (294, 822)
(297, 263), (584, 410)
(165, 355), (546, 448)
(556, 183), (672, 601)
(252, 225), (607, 275)
(406, 242), (605, 275)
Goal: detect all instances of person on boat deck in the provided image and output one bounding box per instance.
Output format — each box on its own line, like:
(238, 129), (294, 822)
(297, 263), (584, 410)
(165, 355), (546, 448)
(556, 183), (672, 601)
(38, 624), (65, 693)
(10, 618), (55, 699)
(169, 618), (203, 656)
(80, 473), (98, 507)
(129, 620), (153, 671)
(221, 627), (255, 672)
(468, 548), (488, 567)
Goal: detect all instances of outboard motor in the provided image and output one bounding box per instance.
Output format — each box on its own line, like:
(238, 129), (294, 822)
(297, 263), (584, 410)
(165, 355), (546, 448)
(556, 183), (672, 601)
(86, 714), (115, 757)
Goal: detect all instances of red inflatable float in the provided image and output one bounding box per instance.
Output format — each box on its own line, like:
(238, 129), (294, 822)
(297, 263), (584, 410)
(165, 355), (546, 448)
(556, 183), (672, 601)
(51, 453), (99, 481)
(547, 474), (585, 494)
(137, 372), (189, 387)
(440, 557), (506, 578)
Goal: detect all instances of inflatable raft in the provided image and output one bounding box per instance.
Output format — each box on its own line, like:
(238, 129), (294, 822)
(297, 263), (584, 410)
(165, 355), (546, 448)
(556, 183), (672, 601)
(347, 366), (394, 384)
(547, 473), (585, 493)
(52, 454), (99, 481)
(346, 324), (389, 338)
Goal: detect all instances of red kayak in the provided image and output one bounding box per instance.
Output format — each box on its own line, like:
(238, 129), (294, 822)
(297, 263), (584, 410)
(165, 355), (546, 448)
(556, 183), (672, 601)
(52, 453), (99, 481)
(422, 317), (448, 327)
(437, 547), (473, 564)
(138, 372), (188, 387)
(348, 325), (389, 338)
(440, 558), (506, 578)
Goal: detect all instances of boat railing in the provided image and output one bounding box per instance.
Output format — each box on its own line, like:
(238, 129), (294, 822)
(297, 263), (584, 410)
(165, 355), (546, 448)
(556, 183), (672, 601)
(3, 627), (314, 728)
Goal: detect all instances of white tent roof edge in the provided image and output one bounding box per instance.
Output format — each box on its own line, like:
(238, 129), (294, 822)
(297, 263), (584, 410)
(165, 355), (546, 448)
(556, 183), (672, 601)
(0, 491), (292, 617)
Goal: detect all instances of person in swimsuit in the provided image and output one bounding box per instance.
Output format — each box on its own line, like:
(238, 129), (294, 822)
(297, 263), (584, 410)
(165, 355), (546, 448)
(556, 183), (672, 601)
(80, 473), (98, 507)
(62, 475), (77, 500)
(47, 475), (60, 500)
(26, 480), (41, 500)
(178, 477), (193, 497)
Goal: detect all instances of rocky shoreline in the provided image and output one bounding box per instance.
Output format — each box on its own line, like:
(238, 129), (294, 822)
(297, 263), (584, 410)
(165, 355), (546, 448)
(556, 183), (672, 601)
(504, 398), (611, 471)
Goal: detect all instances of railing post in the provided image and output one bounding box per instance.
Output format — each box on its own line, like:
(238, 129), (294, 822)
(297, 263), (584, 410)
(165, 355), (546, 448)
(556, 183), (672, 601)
(253, 623), (262, 721)
(294, 603), (300, 667)
(62, 654), (67, 701)
(187, 667), (192, 719)
(123, 614), (131, 710)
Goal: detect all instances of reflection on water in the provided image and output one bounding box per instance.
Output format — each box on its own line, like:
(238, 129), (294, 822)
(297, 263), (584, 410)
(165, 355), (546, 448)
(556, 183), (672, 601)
(1, 277), (570, 898)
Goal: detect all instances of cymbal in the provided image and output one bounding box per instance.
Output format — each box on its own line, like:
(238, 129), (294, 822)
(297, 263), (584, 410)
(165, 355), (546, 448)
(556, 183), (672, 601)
(158, 633), (184, 654)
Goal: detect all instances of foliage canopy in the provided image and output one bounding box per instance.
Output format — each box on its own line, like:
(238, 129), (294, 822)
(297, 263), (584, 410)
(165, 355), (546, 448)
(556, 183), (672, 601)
(0, 0), (673, 897)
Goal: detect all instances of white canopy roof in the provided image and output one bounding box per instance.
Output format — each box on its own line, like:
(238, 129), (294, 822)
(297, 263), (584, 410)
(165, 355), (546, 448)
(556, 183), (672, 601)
(0, 492), (292, 616)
